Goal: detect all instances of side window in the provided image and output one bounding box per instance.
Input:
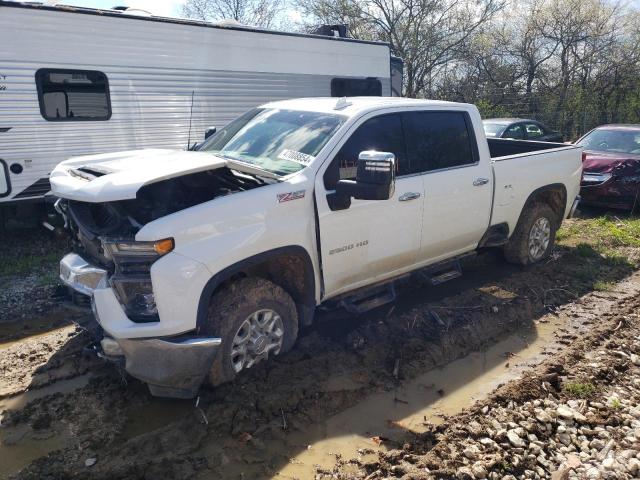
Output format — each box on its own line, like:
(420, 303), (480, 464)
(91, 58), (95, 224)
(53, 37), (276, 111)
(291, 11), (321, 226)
(36, 69), (111, 121)
(403, 111), (477, 172)
(323, 113), (406, 189)
(503, 124), (525, 140)
(524, 123), (544, 139)
(331, 78), (382, 97)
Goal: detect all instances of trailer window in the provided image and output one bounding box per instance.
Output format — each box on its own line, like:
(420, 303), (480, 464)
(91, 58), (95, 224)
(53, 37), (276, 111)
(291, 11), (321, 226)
(331, 78), (382, 97)
(36, 69), (111, 121)
(0, 160), (10, 198)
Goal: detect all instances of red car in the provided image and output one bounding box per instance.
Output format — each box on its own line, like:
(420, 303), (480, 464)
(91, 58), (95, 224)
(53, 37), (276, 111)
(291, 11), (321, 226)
(576, 124), (640, 211)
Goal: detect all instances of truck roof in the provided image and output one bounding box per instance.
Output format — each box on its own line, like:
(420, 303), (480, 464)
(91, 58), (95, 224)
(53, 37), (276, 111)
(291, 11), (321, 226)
(261, 97), (474, 117)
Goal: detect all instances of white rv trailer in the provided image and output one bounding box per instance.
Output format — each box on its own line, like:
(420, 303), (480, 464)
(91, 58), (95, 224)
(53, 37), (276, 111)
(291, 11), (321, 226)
(0, 1), (402, 204)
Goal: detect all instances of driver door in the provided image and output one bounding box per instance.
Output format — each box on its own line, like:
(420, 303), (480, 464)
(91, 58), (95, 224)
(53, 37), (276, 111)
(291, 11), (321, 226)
(315, 113), (424, 298)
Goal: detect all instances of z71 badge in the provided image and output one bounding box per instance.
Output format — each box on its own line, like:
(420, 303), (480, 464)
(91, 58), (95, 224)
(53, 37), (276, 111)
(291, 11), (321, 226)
(277, 190), (305, 203)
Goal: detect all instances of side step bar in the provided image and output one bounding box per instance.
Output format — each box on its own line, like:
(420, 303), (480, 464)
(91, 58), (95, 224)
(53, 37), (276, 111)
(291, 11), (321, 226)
(330, 254), (473, 315)
(421, 259), (463, 285)
(339, 282), (397, 314)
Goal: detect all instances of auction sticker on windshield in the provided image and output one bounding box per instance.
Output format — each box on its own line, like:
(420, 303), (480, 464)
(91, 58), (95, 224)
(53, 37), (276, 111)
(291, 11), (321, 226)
(278, 149), (315, 166)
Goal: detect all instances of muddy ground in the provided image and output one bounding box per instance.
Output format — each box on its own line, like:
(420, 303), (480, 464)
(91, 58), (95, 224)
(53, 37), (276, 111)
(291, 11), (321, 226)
(326, 272), (640, 479)
(1, 212), (639, 480)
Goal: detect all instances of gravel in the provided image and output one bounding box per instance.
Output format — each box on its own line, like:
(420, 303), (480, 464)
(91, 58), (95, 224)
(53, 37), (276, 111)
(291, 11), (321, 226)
(0, 231), (69, 324)
(326, 278), (640, 480)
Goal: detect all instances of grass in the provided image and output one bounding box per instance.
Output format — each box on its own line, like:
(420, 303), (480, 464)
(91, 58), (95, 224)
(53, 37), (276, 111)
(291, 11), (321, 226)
(497, 461), (513, 473)
(558, 215), (640, 251)
(0, 250), (64, 278)
(609, 398), (622, 410)
(593, 280), (615, 291)
(563, 381), (597, 398)
(37, 271), (60, 287)
(556, 216), (640, 275)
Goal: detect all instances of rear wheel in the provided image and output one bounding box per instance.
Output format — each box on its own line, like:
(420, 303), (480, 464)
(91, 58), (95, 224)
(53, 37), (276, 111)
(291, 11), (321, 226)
(504, 203), (558, 265)
(204, 277), (298, 386)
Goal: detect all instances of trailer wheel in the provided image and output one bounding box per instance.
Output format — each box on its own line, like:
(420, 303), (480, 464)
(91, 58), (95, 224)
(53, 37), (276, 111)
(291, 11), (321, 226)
(204, 277), (298, 386)
(504, 203), (558, 266)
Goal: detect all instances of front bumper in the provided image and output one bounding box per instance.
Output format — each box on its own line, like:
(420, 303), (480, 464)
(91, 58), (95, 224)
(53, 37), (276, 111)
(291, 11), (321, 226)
(580, 176), (640, 211)
(101, 334), (221, 398)
(60, 252), (221, 398)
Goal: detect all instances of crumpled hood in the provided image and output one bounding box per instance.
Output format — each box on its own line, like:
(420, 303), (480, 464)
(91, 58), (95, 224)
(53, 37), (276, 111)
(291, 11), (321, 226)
(582, 150), (640, 175)
(50, 149), (275, 203)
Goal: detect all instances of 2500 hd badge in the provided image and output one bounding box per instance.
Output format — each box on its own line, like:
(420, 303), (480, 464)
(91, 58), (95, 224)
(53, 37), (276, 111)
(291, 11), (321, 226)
(329, 240), (369, 255)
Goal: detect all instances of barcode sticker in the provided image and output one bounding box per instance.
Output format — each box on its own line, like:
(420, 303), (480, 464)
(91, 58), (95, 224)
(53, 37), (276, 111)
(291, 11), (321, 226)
(278, 149), (314, 165)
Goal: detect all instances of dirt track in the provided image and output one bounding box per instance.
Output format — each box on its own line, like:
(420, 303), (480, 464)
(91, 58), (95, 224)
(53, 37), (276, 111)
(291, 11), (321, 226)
(1, 215), (639, 479)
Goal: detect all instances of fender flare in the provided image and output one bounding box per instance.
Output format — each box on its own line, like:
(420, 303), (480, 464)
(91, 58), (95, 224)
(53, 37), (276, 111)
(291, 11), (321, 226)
(195, 245), (316, 330)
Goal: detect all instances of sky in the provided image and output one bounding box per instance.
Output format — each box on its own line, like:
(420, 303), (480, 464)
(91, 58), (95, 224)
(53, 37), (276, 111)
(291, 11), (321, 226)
(53, 0), (188, 17)
(35, 0), (304, 24)
(17, 0), (639, 26)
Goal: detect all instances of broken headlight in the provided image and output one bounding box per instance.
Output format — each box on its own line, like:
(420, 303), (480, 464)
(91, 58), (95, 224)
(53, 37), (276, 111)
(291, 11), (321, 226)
(102, 238), (174, 322)
(111, 277), (158, 320)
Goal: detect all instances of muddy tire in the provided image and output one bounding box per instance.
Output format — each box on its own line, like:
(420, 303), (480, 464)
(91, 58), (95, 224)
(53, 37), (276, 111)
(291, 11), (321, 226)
(504, 203), (558, 266)
(204, 277), (298, 386)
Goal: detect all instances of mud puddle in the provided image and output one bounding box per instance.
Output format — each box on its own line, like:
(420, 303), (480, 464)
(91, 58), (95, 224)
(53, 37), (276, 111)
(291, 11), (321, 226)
(0, 374), (92, 479)
(271, 311), (580, 479)
(120, 397), (194, 440)
(0, 325), (72, 351)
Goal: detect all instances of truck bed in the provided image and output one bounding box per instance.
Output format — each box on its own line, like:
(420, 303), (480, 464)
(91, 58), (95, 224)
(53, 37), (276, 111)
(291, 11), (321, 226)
(488, 138), (568, 159)
(487, 138), (583, 234)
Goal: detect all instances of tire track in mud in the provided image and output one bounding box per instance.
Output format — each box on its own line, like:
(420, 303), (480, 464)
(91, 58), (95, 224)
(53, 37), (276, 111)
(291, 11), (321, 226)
(1, 244), (638, 479)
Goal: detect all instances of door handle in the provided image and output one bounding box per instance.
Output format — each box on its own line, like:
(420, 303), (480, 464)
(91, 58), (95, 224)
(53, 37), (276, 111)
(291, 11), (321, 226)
(399, 192), (421, 201)
(473, 177), (490, 186)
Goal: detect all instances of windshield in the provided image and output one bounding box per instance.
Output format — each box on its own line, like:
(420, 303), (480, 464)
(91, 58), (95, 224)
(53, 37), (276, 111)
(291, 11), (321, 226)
(577, 128), (640, 155)
(483, 123), (507, 137)
(199, 108), (346, 176)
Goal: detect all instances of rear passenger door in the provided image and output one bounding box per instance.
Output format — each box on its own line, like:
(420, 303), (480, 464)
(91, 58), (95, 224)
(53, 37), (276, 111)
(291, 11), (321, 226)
(402, 111), (493, 263)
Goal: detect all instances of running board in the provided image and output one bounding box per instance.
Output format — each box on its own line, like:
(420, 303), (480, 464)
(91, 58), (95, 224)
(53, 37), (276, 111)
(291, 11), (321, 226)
(420, 259), (463, 286)
(324, 254), (471, 315)
(339, 282), (397, 314)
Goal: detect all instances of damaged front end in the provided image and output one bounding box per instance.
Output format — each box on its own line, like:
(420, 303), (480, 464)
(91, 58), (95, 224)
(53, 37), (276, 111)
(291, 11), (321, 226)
(57, 166), (267, 397)
(580, 155), (640, 211)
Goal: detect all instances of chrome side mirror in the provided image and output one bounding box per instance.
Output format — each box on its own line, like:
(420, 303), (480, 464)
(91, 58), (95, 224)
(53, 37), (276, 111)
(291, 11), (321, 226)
(335, 151), (396, 201)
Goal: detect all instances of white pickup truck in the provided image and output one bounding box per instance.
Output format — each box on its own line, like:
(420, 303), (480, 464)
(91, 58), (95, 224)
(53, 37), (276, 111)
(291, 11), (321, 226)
(53, 97), (582, 398)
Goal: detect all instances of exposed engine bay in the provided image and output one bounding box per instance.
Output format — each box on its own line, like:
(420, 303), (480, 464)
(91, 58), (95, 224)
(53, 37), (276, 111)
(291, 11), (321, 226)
(57, 167), (267, 266)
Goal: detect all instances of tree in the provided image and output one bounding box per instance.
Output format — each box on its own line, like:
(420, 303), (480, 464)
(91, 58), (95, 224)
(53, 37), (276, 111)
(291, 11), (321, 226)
(180, 0), (284, 28)
(535, 0), (624, 132)
(296, 0), (504, 97)
(433, 0), (638, 138)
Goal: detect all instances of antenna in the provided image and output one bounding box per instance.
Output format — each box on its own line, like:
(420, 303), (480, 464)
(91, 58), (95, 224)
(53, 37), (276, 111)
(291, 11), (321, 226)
(334, 96), (352, 110)
(186, 90), (195, 150)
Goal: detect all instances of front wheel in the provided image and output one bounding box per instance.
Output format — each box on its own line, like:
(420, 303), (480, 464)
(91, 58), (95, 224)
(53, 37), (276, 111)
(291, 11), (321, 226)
(204, 277), (298, 386)
(504, 203), (558, 265)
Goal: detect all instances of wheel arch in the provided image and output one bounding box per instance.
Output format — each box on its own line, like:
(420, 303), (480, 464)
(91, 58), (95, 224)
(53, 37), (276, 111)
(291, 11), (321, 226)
(196, 246), (317, 332)
(515, 183), (568, 233)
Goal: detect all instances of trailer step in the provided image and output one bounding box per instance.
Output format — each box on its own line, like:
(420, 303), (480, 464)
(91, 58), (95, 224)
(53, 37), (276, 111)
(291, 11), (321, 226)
(423, 259), (463, 285)
(339, 282), (396, 314)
